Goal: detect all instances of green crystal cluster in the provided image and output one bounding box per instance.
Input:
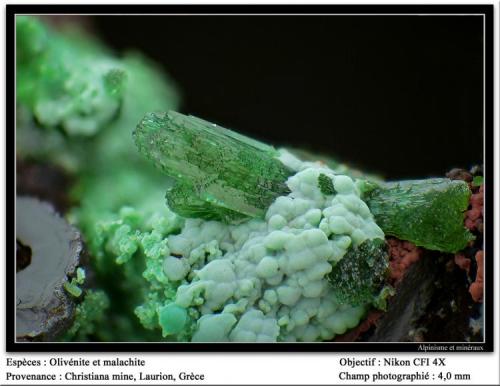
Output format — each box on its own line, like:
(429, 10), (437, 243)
(134, 111), (294, 223)
(134, 113), (474, 255)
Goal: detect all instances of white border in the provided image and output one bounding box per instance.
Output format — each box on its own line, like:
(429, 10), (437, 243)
(12, 10), (490, 346)
(2, 2), (499, 386)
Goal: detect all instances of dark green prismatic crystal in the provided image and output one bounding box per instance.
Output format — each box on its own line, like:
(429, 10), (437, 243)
(365, 178), (474, 253)
(318, 173), (336, 195)
(133, 111), (294, 223)
(328, 238), (391, 308)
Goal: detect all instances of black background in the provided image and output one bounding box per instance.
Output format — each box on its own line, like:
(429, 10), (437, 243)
(93, 15), (484, 180)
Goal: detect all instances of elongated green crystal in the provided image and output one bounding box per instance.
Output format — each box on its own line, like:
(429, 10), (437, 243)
(365, 178), (474, 253)
(165, 180), (250, 223)
(133, 111), (294, 223)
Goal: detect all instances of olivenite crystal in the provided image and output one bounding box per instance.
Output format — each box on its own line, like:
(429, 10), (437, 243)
(133, 111), (293, 223)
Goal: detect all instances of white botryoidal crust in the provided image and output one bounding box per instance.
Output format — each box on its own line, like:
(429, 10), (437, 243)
(164, 150), (384, 342)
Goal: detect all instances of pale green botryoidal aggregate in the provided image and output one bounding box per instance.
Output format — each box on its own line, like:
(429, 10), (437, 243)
(101, 152), (389, 342)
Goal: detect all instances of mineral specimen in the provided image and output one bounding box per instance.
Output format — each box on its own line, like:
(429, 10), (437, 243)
(15, 15), (483, 343)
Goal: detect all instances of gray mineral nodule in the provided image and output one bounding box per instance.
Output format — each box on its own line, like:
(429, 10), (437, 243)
(16, 196), (82, 341)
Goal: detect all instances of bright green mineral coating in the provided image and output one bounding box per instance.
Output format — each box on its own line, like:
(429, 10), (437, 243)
(133, 111), (294, 223)
(365, 178), (474, 253)
(16, 16), (126, 136)
(61, 290), (110, 341)
(327, 238), (391, 308)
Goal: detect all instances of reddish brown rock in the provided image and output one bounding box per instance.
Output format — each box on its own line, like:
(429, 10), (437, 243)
(465, 184), (484, 232)
(454, 253), (471, 274)
(387, 238), (422, 284)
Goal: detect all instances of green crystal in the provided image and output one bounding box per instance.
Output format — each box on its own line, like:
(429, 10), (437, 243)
(76, 267), (86, 285)
(318, 173), (336, 195)
(166, 180), (250, 223)
(328, 238), (390, 308)
(365, 178), (474, 253)
(133, 111), (294, 223)
(64, 280), (83, 298)
(472, 175), (483, 187)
